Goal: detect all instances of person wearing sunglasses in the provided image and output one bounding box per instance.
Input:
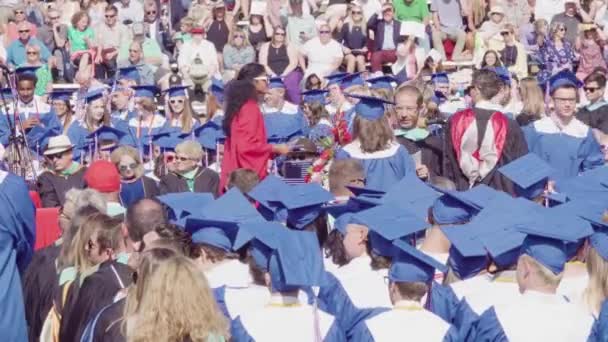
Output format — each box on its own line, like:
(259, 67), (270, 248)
(537, 22), (577, 85)
(111, 145), (159, 208)
(163, 85), (197, 133)
(367, 2), (401, 72)
(300, 23), (344, 79)
(5, 5), (37, 43)
(160, 140), (220, 196)
(95, 5), (130, 81)
(577, 72), (608, 134)
(223, 28), (255, 79)
(6, 21), (50, 68)
(259, 25), (302, 103)
(37, 135), (87, 208)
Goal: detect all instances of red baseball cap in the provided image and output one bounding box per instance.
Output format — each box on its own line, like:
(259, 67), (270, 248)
(84, 160), (121, 193)
(191, 27), (205, 34)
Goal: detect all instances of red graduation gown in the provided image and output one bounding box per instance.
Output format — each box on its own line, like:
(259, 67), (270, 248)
(220, 99), (273, 191)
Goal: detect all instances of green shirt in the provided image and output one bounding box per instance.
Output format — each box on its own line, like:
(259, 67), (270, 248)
(393, 0), (430, 23)
(19, 64), (52, 96)
(67, 26), (95, 52)
(182, 168), (198, 192)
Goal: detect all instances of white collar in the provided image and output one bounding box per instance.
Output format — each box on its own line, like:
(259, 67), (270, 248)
(533, 115), (589, 138)
(475, 100), (504, 112)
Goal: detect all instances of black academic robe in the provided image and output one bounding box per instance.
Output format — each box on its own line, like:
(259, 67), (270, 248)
(37, 167), (87, 208)
(396, 135), (444, 178)
(159, 168), (220, 197)
(91, 298), (126, 342)
(576, 103), (608, 134)
(59, 260), (133, 342)
(443, 108), (529, 195)
(22, 243), (60, 342)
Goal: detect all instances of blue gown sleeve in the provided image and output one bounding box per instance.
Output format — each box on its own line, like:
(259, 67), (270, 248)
(428, 282), (460, 323)
(212, 286), (230, 319)
(522, 124), (538, 151)
(579, 130), (605, 173)
(588, 300), (608, 342)
(396, 145), (416, 177)
(27, 112), (62, 149)
(454, 299), (480, 341)
(334, 148), (351, 160)
(230, 317), (255, 342)
(443, 325), (461, 342)
(466, 307), (508, 342)
(0, 113), (13, 146)
(348, 320), (375, 342)
(323, 320), (347, 342)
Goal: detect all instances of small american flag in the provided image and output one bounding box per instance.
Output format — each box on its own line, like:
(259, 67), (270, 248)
(283, 160), (313, 185)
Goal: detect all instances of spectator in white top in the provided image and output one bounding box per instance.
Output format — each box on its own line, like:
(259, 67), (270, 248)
(177, 26), (219, 88)
(478, 6), (508, 51)
(116, 0), (144, 25)
(299, 23), (344, 78)
(535, 0), (565, 23)
(286, 0), (317, 49)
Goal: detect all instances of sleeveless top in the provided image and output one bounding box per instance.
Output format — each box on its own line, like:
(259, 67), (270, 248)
(248, 26), (269, 51)
(268, 44), (290, 75)
(207, 20), (230, 52)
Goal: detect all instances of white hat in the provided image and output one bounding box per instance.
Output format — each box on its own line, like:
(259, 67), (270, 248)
(427, 49), (443, 63)
(44, 135), (74, 156)
(490, 6), (504, 15)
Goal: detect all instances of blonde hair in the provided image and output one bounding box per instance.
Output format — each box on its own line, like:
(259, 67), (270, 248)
(123, 252), (229, 342)
(469, 0), (487, 28)
(111, 145), (145, 179)
(346, 5), (366, 34)
(86, 98), (111, 130)
(583, 247), (608, 316)
(520, 77), (545, 117)
(521, 254), (563, 288)
(72, 212), (120, 272)
(229, 27), (251, 48)
(175, 140), (203, 161)
(549, 21), (566, 41)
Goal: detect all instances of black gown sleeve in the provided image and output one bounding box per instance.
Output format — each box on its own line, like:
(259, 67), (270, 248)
(37, 172), (61, 208)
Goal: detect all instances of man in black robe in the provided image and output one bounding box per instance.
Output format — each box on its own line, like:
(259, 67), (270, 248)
(37, 135), (86, 208)
(58, 199), (167, 342)
(393, 85), (443, 180)
(443, 69), (528, 194)
(576, 72), (608, 134)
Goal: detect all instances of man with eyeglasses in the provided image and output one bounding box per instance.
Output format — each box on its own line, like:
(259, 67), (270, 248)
(118, 41), (155, 85)
(523, 70), (605, 178)
(37, 135), (87, 208)
(577, 72), (608, 134)
(367, 2), (402, 73)
(300, 23), (343, 79)
(142, 1), (171, 54)
(95, 5), (131, 80)
(7, 22), (51, 68)
(116, 0), (143, 25)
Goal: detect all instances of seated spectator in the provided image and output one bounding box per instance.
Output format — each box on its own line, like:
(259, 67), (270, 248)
(551, 0), (591, 46)
(497, 0), (532, 28)
(84, 160), (126, 217)
(223, 28), (255, 79)
(247, 14), (272, 53)
(576, 25), (607, 81)
(393, 0), (431, 51)
(337, 4), (368, 73)
(522, 18), (548, 53)
(118, 22), (163, 70)
(478, 6), (507, 51)
(7, 22), (51, 67)
(159, 140), (220, 196)
(285, 0), (317, 49)
(480, 49), (503, 70)
(304, 73), (322, 90)
(142, 0), (171, 55)
(462, 0), (487, 32)
(259, 26), (301, 103)
(416, 49), (444, 80)
(299, 22), (343, 78)
(431, 0), (468, 61)
(394, 36), (426, 80)
(5, 5), (37, 43)
(118, 42), (155, 85)
(111, 146), (159, 208)
(116, 0), (144, 25)
(94, 5), (131, 81)
(516, 77), (546, 126)
(577, 72), (608, 133)
(188, 0), (213, 27)
(500, 24), (528, 79)
(589, 0), (608, 29)
(538, 21), (577, 85)
(324, 0), (348, 32)
(37, 8), (69, 82)
(25, 0), (45, 27)
(173, 16), (194, 55)
(19, 45), (53, 98)
(84, 0), (107, 28)
(177, 26), (219, 89)
(206, 2), (230, 60)
(37, 135), (86, 208)
(367, 2), (401, 73)
(67, 11), (98, 77)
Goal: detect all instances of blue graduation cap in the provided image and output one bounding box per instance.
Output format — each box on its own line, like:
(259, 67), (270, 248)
(264, 114), (304, 143)
(431, 72), (449, 84)
(190, 227), (233, 251)
(520, 225), (574, 275)
(553, 198), (608, 229)
(194, 120), (224, 150)
(49, 89), (75, 102)
(83, 88), (105, 103)
(268, 230), (325, 291)
(132, 85), (158, 98)
(345, 185), (385, 198)
(390, 239), (447, 283)
(580, 167), (608, 188)
(334, 212), (355, 235)
(146, 130), (182, 151)
(382, 175), (441, 220)
(247, 175), (291, 222)
(553, 176), (608, 202)
(233, 220), (286, 271)
(164, 85), (189, 98)
(353, 203), (428, 256)
(156, 192), (215, 219)
(209, 78), (224, 103)
(0, 88), (13, 100)
(86, 126), (126, 143)
(430, 193), (477, 225)
(325, 72), (348, 87)
(276, 183), (334, 229)
(367, 75), (398, 90)
(442, 221), (488, 280)
(117, 66), (140, 82)
(15, 65), (40, 75)
(590, 231), (608, 261)
(199, 187), (264, 224)
(491, 66), (511, 85)
(301, 89), (328, 105)
(348, 95), (393, 121)
(268, 77), (285, 89)
(549, 69), (582, 94)
(339, 73), (365, 89)
(498, 153), (555, 200)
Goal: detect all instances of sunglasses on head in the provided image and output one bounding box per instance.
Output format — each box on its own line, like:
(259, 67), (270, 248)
(500, 31), (510, 36)
(119, 163), (138, 171)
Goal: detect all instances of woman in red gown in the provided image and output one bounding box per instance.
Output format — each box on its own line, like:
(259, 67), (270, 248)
(219, 63), (290, 192)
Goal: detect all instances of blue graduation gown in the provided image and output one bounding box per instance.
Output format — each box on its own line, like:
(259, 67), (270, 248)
(263, 102), (308, 140)
(335, 141), (416, 192)
(0, 171), (36, 341)
(0, 109), (62, 148)
(308, 119), (334, 143)
(115, 114), (168, 150)
(588, 300), (608, 342)
(523, 117), (605, 179)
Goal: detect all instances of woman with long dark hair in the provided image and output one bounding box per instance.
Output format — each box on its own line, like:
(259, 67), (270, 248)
(219, 63), (290, 191)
